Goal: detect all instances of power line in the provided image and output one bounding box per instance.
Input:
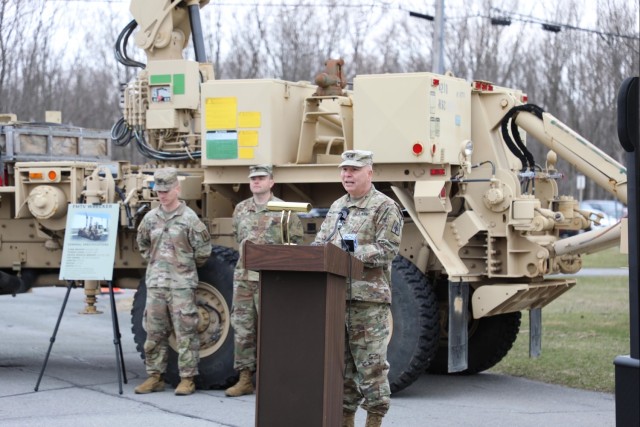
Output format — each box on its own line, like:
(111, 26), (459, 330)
(487, 7), (639, 40)
(45, 0), (640, 41)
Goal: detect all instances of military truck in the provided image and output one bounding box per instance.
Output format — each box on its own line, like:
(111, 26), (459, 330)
(0, 0), (627, 393)
(77, 214), (107, 241)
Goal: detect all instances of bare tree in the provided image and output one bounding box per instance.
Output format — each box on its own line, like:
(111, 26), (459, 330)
(218, 5), (268, 79)
(1, 0), (637, 179)
(0, 0), (52, 120)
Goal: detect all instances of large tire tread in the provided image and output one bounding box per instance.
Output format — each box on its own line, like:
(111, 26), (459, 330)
(388, 256), (440, 393)
(427, 310), (521, 375)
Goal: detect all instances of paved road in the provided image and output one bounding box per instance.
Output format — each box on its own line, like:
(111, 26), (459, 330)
(1, 287), (616, 426)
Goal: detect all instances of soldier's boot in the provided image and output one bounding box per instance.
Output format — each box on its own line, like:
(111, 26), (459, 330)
(134, 374), (165, 394)
(365, 412), (384, 427)
(342, 410), (355, 427)
(225, 369), (254, 397)
(175, 377), (196, 396)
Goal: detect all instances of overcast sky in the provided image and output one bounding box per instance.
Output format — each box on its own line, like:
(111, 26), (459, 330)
(51, 0), (639, 34)
(44, 0), (639, 69)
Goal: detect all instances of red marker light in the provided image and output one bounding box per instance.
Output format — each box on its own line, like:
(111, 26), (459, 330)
(432, 78), (439, 87)
(430, 168), (446, 176)
(412, 143), (424, 156)
(440, 187), (446, 199)
(473, 81), (494, 92)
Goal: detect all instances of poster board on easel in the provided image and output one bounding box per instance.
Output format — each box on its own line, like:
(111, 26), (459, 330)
(59, 204), (119, 281)
(37, 203), (127, 395)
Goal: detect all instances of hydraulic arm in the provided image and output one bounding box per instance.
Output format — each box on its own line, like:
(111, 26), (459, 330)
(515, 110), (627, 204)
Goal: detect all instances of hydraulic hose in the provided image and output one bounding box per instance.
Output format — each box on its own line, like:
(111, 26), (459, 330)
(188, 4), (207, 63)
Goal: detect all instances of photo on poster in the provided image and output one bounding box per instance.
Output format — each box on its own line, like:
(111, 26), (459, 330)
(71, 212), (109, 241)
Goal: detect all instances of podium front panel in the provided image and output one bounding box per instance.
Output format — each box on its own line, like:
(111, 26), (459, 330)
(256, 270), (346, 427)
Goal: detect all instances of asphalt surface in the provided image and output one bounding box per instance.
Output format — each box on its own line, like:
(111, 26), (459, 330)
(0, 283), (618, 426)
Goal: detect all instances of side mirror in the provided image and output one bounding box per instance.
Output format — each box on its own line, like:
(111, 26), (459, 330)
(618, 76), (639, 152)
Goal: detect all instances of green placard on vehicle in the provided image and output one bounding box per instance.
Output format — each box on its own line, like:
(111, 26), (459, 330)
(206, 131), (238, 159)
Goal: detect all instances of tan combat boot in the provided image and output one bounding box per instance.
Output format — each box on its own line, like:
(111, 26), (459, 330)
(224, 369), (254, 397)
(175, 377), (196, 396)
(342, 410), (355, 427)
(365, 412), (384, 427)
(134, 374), (164, 394)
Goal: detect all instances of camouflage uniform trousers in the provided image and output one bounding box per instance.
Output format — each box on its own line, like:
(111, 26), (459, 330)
(230, 278), (260, 372)
(343, 301), (391, 415)
(144, 287), (200, 378)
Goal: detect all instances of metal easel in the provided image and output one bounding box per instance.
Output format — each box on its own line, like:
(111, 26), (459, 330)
(34, 279), (127, 394)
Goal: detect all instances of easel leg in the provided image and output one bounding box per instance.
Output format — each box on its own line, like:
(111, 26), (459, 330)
(35, 281), (74, 391)
(107, 280), (127, 394)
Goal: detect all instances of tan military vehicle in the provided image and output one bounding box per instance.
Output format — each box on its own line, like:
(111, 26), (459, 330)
(0, 0), (627, 393)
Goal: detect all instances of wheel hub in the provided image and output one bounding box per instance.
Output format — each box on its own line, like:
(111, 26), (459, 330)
(169, 281), (231, 358)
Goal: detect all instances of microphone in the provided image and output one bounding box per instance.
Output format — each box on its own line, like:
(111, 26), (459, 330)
(336, 208), (357, 251)
(324, 207), (350, 243)
(337, 207), (349, 228)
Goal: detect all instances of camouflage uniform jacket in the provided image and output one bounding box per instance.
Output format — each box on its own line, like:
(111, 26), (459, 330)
(233, 194), (304, 281)
(313, 185), (403, 303)
(137, 201), (212, 289)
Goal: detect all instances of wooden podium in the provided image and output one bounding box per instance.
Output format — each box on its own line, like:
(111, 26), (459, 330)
(244, 242), (363, 427)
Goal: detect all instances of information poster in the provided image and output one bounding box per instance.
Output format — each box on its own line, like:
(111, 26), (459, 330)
(59, 204), (119, 281)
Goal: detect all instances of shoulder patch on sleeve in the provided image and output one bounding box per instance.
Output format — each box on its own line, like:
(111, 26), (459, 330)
(194, 222), (211, 242)
(391, 220), (401, 236)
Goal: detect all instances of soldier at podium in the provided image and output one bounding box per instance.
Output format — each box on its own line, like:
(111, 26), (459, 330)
(225, 164), (304, 397)
(313, 150), (403, 427)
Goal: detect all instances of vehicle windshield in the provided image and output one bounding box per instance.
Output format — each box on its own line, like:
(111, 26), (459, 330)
(581, 200), (627, 220)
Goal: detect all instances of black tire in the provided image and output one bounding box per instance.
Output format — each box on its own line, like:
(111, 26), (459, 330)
(387, 256), (440, 394)
(427, 307), (521, 375)
(131, 245), (238, 389)
(0, 268), (36, 295)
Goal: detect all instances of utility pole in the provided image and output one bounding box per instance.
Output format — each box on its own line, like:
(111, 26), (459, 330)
(433, 0), (445, 74)
(409, 0), (445, 74)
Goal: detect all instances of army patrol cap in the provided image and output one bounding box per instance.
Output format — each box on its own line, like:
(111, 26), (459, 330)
(248, 164), (273, 178)
(153, 167), (179, 191)
(339, 150), (374, 168)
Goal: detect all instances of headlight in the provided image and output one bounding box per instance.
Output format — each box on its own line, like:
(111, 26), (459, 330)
(461, 140), (474, 157)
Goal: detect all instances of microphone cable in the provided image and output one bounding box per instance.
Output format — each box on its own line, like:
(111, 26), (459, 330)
(339, 224), (354, 379)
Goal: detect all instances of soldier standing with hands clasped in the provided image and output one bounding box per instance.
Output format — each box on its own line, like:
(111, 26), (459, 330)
(225, 164), (304, 397)
(313, 150), (403, 427)
(134, 167), (212, 396)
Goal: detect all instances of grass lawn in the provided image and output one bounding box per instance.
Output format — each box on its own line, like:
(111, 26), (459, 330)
(489, 247), (630, 393)
(581, 246), (629, 269)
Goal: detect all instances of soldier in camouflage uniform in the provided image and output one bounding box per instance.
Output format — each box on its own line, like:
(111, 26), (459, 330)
(313, 150), (403, 427)
(134, 167), (212, 396)
(225, 164), (304, 397)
